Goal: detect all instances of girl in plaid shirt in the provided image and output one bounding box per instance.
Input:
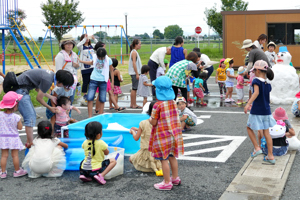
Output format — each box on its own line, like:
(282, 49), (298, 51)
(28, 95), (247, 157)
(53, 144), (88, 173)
(149, 76), (184, 191)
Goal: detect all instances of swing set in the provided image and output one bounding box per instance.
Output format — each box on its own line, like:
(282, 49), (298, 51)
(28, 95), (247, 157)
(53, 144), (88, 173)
(39, 25), (130, 64)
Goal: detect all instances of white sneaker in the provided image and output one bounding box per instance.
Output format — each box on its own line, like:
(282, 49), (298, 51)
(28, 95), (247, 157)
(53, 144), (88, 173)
(220, 94), (223, 98)
(224, 98), (231, 103)
(230, 98), (235, 102)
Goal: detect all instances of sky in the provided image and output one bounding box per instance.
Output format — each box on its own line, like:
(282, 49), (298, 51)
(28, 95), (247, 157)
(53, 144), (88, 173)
(15, 0), (300, 39)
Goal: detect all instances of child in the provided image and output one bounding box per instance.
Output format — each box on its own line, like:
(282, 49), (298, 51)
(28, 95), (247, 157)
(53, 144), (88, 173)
(112, 58), (123, 105)
(244, 60), (276, 164)
(176, 97), (197, 132)
(224, 58), (236, 103)
(193, 72), (207, 106)
(149, 76), (184, 190)
(129, 101), (163, 176)
(0, 91), (27, 178)
(79, 121), (117, 185)
(265, 42), (277, 67)
(137, 65), (153, 106)
(78, 46), (114, 117)
(215, 58), (227, 98)
(54, 96), (81, 138)
(272, 107), (295, 138)
(291, 91), (300, 117)
(156, 59), (167, 78)
(22, 121), (68, 178)
(236, 66), (248, 105)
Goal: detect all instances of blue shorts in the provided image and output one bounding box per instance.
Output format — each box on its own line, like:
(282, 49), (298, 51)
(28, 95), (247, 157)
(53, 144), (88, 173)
(187, 84), (190, 92)
(16, 88), (36, 127)
(86, 80), (107, 103)
(225, 81), (234, 88)
(155, 154), (174, 161)
(247, 114), (276, 130)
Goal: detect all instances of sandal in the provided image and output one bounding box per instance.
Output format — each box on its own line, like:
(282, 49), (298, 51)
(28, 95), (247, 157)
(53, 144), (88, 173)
(130, 106), (142, 109)
(263, 156), (275, 165)
(115, 107), (126, 112)
(250, 149), (262, 158)
(109, 107), (115, 110)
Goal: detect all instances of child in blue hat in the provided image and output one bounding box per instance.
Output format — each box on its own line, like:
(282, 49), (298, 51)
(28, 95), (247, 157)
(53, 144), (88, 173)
(149, 76), (184, 191)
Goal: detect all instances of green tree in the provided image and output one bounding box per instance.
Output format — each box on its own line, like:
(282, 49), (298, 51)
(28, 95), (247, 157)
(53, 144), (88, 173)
(205, 0), (248, 38)
(153, 29), (164, 39)
(41, 0), (84, 45)
(94, 31), (108, 41)
(164, 25), (183, 39)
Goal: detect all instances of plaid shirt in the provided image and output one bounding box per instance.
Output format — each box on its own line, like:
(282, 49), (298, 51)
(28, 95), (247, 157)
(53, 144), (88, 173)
(166, 60), (192, 88)
(149, 100), (184, 159)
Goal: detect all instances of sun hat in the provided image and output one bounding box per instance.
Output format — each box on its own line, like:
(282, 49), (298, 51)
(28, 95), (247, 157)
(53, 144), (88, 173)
(224, 58), (233, 68)
(176, 96), (186, 104)
(272, 107), (288, 121)
(267, 41), (276, 49)
(60, 34), (76, 48)
(219, 58), (225, 67)
(295, 91), (300, 98)
(241, 39), (253, 49)
(238, 66), (246, 74)
(253, 60), (268, 71)
(0, 91), (23, 109)
(152, 76), (175, 101)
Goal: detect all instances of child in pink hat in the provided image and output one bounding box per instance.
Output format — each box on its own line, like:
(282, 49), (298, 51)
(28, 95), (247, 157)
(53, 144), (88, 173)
(273, 107), (295, 138)
(0, 91), (28, 179)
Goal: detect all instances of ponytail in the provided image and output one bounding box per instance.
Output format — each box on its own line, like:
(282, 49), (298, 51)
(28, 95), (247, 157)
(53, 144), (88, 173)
(130, 39), (140, 52)
(92, 138), (95, 156)
(266, 68), (274, 80)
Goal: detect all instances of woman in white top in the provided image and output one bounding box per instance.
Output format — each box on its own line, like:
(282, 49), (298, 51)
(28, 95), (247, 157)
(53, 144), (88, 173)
(253, 34), (268, 51)
(128, 39), (142, 109)
(55, 34), (80, 104)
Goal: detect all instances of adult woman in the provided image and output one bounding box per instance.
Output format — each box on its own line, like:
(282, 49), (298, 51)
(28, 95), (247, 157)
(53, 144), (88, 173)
(55, 34), (79, 104)
(169, 36), (187, 68)
(148, 46), (171, 97)
(241, 39), (271, 72)
(253, 34), (268, 50)
(128, 39), (142, 109)
(77, 34), (98, 101)
(166, 52), (198, 100)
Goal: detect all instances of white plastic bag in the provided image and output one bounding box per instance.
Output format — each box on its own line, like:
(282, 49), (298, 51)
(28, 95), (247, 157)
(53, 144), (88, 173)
(286, 136), (300, 150)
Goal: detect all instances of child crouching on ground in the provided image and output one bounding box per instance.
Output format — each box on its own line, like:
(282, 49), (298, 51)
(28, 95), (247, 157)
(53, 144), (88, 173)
(149, 76), (184, 190)
(129, 101), (163, 176)
(79, 121), (117, 185)
(291, 91), (300, 117)
(177, 97), (197, 132)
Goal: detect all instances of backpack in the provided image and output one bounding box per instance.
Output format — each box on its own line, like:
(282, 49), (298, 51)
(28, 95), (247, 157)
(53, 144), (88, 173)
(3, 72), (19, 93)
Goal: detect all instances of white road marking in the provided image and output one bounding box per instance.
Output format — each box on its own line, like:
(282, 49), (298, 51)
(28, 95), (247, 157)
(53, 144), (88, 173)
(178, 134), (247, 162)
(198, 115), (211, 119)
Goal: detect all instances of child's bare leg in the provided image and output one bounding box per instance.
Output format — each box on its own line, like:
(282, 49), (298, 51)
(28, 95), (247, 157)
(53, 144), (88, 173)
(185, 124), (190, 129)
(11, 149), (20, 171)
(100, 158), (117, 177)
(88, 101), (94, 118)
(1, 149), (9, 172)
(247, 127), (260, 152)
(25, 127), (33, 144)
(50, 115), (56, 129)
(229, 88), (233, 98)
(181, 121), (186, 130)
(200, 98), (204, 104)
(95, 95), (100, 113)
(143, 97), (147, 106)
(263, 129), (274, 160)
(129, 156), (132, 164)
(257, 130), (263, 146)
(187, 91), (190, 100)
(161, 160), (170, 184)
(225, 88), (229, 99)
(168, 156), (178, 179)
(109, 93), (114, 108)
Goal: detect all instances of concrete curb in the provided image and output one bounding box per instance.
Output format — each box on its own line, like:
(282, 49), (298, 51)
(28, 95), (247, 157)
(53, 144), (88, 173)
(219, 111), (300, 200)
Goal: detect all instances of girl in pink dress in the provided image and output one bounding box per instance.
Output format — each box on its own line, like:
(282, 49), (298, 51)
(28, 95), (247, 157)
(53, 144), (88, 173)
(0, 91), (27, 179)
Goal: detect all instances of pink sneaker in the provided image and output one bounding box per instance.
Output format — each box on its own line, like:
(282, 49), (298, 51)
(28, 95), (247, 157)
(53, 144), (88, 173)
(0, 171), (7, 179)
(171, 177), (181, 186)
(230, 98), (235, 102)
(220, 94), (223, 98)
(79, 175), (92, 182)
(94, 174), (106, 185)
(13, 168), (27, 177)
(224, 98), (231, 103)
(154, 180), (173, 190)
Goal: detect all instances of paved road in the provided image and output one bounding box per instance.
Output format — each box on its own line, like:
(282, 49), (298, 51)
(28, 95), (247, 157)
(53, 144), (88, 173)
(0, 78), (299, 200)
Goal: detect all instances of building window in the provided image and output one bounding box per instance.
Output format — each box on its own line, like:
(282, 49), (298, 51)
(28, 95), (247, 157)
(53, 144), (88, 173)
(268, 23), (300, 45)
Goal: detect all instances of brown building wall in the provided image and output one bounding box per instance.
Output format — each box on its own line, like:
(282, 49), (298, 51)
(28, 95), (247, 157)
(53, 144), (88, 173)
(222, 10), (300, 68)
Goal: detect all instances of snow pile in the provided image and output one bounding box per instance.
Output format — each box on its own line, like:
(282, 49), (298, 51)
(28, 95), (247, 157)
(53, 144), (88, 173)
(270, 63), (299, 104)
